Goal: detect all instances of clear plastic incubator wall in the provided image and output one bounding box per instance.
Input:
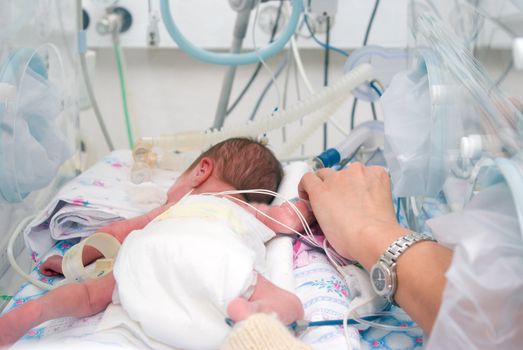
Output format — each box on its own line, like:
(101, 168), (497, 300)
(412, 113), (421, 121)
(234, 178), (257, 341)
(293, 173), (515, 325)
(390, 1), (523, 348)
(0, 0), (522, 349)
(0, 0), (79, 303)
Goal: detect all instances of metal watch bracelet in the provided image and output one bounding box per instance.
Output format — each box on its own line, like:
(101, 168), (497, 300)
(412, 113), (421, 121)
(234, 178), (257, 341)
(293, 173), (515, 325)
(377, 231), (437, 305)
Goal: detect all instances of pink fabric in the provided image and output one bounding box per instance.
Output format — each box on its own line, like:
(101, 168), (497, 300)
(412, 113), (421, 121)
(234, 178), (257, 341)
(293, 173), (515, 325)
(293, 224), (326, 268)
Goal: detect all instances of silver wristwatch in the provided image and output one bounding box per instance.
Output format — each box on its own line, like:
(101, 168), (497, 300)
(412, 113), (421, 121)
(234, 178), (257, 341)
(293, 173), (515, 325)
(370, 231), (436, 305)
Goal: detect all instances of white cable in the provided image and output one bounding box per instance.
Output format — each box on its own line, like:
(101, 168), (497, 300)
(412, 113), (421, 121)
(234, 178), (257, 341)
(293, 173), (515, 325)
(8, 215), (55, 291)
(200, 189), (319, 246)
(252, 1), (282, 115)
(342, 298), (373, 350)
(288, 13), (348, 137)
(225, 195), (317, 247)
(290, 36), (314, 95)
(77, 0), (115, 151)
(199, 189), (353, 266)
(352, 311), (421, 331)
(218, 189), (348, 265)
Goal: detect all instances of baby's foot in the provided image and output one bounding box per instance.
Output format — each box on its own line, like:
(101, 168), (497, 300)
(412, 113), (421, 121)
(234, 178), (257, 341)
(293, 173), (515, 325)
(227, 297), (260, 323)
(227, 294), (304, 325)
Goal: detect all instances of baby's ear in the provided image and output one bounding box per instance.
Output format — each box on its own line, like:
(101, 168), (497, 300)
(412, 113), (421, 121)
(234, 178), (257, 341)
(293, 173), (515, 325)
(191, 157), (214, 187)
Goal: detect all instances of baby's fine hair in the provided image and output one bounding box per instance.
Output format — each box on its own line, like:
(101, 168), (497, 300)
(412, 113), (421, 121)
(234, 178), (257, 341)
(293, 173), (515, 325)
(188, 138), (283, 203)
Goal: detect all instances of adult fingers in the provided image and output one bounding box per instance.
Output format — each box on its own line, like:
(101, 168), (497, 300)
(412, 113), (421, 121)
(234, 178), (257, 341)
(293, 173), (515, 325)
(365, 165), (390, 182)
(315, 168), (336, 181)
(298, 172), (323, 201)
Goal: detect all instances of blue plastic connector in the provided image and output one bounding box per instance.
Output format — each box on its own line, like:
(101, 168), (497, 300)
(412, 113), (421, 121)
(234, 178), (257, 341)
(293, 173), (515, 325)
(315, 148), (341, 169)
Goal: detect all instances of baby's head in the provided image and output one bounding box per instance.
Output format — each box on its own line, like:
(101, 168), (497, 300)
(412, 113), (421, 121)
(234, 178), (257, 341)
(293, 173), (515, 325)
(175, 138), (283, 204)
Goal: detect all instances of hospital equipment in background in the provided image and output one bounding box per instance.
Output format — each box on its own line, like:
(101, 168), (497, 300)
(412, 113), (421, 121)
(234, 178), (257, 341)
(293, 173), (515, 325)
(1, 0), (523, 348)
(130, 63), (373, 183)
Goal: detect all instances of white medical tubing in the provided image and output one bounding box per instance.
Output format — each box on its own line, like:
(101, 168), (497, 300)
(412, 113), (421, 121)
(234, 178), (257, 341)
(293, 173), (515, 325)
(290, 36), (314, 95)
(351, 311), (420, 331)
(141, 63), (373, 152)
(252, 1), (282, 115)
(77, 0), (114, 151)
(289, 26), (348, 137)
(8, 215), (55, 291)
(277, 97), (346, 158)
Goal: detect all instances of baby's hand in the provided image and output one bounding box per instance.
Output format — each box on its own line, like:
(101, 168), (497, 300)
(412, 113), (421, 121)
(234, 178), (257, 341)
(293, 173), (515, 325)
(39, 255), (63, 276)
(257, 199), (315, 234)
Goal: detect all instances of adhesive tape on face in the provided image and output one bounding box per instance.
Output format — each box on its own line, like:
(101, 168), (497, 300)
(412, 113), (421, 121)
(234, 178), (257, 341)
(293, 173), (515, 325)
(61, 232), (121, 283)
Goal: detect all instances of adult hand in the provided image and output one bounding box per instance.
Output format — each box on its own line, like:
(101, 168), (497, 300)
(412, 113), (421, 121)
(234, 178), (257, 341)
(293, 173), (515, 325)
(298, 163), (406, 269)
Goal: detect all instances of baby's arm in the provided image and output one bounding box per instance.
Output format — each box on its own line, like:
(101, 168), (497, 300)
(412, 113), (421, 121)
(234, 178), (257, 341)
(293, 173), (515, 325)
(248, 199), (315, 233)
(0, 273), (115, 346)
(40, 202), (175, 276)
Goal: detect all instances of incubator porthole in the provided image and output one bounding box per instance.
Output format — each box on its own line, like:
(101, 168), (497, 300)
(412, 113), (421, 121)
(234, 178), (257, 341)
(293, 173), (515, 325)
(0, 44), (73, 203)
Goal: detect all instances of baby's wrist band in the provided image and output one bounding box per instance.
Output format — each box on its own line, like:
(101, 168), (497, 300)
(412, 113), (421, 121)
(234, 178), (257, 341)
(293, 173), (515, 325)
(61, 232), (121, 283)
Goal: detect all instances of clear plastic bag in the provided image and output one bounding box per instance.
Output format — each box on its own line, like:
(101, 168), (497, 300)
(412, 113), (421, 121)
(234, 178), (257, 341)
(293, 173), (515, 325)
(381, 61), (447, 197)
(426, 181), (523, 349)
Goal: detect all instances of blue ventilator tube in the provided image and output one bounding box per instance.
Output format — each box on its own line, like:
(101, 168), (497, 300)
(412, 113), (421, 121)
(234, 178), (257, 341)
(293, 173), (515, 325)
(225, 315), (379, 331)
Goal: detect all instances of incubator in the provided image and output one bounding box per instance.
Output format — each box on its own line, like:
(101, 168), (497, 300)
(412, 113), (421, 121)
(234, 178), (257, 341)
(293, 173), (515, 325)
(0, 0), (522, 349)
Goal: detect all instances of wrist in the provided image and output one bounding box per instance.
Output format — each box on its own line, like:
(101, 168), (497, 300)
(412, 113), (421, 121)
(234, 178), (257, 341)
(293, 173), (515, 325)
(356, 223), (409, 271)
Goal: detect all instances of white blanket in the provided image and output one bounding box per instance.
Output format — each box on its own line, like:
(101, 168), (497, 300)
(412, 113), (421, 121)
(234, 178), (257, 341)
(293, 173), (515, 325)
(23, 150), (177, 261)
(111, 195), (275, 350)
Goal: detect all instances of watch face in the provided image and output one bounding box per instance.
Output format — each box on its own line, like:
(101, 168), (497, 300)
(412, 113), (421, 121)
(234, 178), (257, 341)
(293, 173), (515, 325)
(371, 262), (393, 297)
(372, 266), (386, 292)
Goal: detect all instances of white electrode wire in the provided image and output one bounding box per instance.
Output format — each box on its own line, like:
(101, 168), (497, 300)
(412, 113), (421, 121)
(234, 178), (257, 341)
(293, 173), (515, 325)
(352, 311), (421, 332)
(322, 237), (348, 269)
(200, 189), (319, 246)
(225, 195), (318, 246)
(8, 216), (55, 291)
(201, 188), (351, 266)
(341, 303), (421, 347)
(252, 1), (282, 115)
(342, 298), (374, 350)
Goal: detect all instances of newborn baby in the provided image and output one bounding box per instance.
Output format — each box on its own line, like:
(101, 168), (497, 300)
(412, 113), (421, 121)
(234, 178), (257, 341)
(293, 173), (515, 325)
(0, 138), (311, 349)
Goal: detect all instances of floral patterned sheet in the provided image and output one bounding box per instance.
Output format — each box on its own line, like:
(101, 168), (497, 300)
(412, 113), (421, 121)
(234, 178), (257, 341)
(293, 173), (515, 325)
(294, 251), (424, 350)
(24, 150), (178, 263)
